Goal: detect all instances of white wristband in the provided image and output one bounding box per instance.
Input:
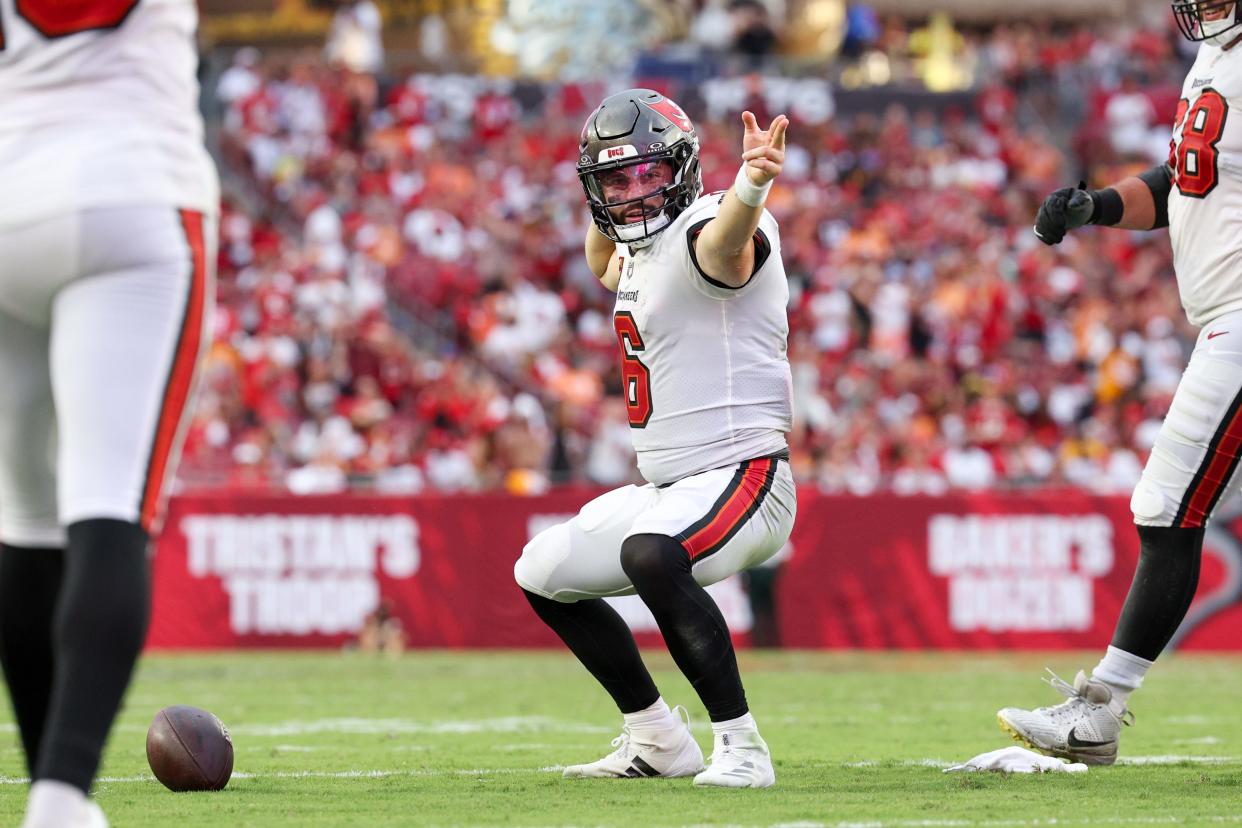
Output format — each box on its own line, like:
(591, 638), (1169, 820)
(733, 164), (772, 208)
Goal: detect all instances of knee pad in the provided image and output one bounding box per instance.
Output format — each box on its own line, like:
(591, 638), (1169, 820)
(513, 522), (571, 600)
(1130, 477), (1169, 526)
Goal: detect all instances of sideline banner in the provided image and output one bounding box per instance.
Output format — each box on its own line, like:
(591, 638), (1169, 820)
(148, 490), (1242, 650)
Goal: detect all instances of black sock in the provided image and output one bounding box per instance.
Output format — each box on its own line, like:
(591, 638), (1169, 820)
(620, 534), (748, 723)
(0, 544), (64, 776)
(1110, 525), (1204, 661)
(36, 519), (150, 792)
(522, 589), (659, 714)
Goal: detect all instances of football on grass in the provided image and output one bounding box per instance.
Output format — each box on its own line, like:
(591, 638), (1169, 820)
(146, 705), (234, 792)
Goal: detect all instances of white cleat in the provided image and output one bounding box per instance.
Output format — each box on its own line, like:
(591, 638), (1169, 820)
(563, 705), (705, 779)
(694, 728), (776, 788)
(997, 669), (1134, 766)
(21, 781), (109, 828)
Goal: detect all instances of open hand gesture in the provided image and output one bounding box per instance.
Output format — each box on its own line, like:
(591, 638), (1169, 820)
(741, 111), (788, 186)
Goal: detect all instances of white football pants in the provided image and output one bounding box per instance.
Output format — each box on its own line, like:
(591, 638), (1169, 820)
(1133, 310), (1242, 527)
(0, 207), (215, 546)
(515, 453), (796, 602)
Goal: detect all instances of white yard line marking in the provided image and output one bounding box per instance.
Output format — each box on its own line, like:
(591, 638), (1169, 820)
(1117, 755), (1235, 765)
(0, 766), (567, 786)
(214, 717), (612, 737)
(111, 715), (613, 736)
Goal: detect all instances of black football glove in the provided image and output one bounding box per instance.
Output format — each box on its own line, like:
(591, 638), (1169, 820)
(1033, 184), (1096, 245)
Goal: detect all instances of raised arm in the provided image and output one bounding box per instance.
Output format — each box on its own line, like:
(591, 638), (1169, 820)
(693, 112), (788, 287)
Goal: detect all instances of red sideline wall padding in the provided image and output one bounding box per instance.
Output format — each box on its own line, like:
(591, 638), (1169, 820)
(149, 490), (1242, 650)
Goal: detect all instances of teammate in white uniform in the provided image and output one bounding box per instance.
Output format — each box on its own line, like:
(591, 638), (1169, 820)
(514, 89), (795, 788)
(0, 2), (217, 825)
(997, 0), (1242, 766)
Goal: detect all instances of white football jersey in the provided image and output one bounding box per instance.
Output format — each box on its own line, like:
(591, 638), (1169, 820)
(612, 193), (792, 487)
(1168, 42), (1242, 327)
(0, 0), (217, 227)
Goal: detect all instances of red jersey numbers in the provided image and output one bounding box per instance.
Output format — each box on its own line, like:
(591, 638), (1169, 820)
(1, 0), (139, 48)
(1171, 90), (1230, 199)
(614, 311), (653, 428)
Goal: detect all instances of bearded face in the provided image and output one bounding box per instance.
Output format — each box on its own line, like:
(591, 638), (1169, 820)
(594, 161), (676, 226)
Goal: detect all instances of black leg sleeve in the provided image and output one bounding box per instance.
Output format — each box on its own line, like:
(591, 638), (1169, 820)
(1110, 525), (1204, 661)
(522, 589), (660, 714)
(0, 544), (64, 776)
(620, 534), (748, 723)
(36, 519), (150, 792)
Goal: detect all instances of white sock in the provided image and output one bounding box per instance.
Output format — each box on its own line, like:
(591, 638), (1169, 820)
(623, 697), (677, 734)
(711, 711), (757, 736)
(1092, 645), (1153, 705)
(22, 780), (87, 828)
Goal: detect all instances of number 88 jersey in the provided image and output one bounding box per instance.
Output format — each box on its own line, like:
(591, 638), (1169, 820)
(1168, 43), (1242, 327)
(0, 0), (217, 227)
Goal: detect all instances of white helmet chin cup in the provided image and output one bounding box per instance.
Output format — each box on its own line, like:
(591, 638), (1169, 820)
(1204, 14), (1240, 44)
(613, 213), (671, 247)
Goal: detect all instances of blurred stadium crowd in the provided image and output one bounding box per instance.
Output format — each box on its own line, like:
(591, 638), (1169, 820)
(181, 8), (1198, 496)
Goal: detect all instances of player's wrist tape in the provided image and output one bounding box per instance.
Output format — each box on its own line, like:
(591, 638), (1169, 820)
(734, 165), (773, 207)
(1088, 187), (1124, 227)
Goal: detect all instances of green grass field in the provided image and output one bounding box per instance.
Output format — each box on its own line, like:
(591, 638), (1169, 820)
(1, 651), (1240, 826)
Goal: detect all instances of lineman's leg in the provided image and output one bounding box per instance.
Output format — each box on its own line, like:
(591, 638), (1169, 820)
(998, 322), (1242, 765)
(1098, 323), (1242, 698)
(35, 208), (213, 793)
(515, 485), (703, 778)
(0, 304), (64, 777)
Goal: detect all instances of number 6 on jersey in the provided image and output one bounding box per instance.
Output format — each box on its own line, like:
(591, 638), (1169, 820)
(613, 311), (653, 428)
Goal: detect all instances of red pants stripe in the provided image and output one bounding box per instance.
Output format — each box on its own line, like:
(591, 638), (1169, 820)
(677, 457), (778, 560)
(138, 208), (208, 533)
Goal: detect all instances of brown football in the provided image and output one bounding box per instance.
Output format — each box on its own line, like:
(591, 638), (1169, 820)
(145, 705), (234, 792)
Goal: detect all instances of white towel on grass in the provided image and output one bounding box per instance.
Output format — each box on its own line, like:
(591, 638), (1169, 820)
(944, 746), (1088, 774)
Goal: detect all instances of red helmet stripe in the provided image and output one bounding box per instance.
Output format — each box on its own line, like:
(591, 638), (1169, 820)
(649, 98), (693, 133)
